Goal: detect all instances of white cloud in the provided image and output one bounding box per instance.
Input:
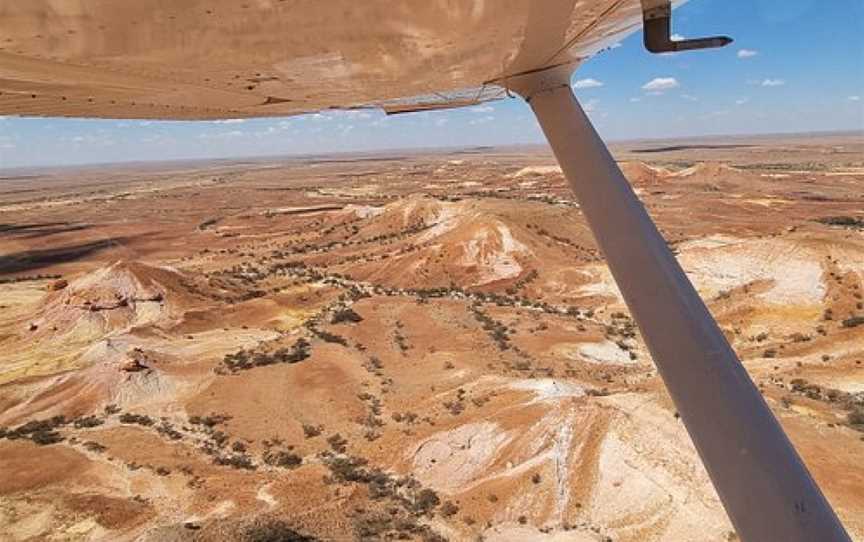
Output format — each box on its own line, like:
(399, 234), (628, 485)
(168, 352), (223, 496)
(469, 105), (494, 113)
(582, 99), (599, 112)
(469, 115), (494, 125)
(434, 117), (448, 127)
(681, 94), (698, 102)
(671, 33), (686, 41)
(642, 77), (679, 91)
(737, 49), (758, 59)
(198, 130), (247, 140)
(66, 133), (116, 146)
(629, 97), (641, 103)
(849, 96), (861, 101)
(310, 112), (334, 121)
(735, 98), (749, 106)
(212, 118), (246, 124)
(0, 134), (16, 149)
(700, 110), (731, 120)
(609, 42), (622, 49)
(761, 79), (785, 87)
(573, 78), (604, 89)
(337, 110), (373, 119)
(141, 134), (169, 144)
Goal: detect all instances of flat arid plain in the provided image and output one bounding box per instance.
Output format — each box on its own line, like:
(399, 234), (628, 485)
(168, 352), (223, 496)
(1, 132), (863, 541)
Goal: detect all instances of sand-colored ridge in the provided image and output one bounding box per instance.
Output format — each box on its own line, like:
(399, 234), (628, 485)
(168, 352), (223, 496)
(1, 137), (863, 541)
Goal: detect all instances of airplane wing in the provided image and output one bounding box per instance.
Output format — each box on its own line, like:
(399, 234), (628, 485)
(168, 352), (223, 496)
(0, 0), (644, 120)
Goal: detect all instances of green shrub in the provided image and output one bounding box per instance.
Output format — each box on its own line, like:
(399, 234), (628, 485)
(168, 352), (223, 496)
(119, 413), (154, 426)
(439, 501), (459, 518)
(214, 454), (256, 470)
(244, 519), (317, 542)
(842, 316), (864, 329)
(31, 429), (64, 445)
(848, 408), (864, 429)
(264, 451), (302, 469)
(73, 415), (104, 429)
(302, 424), (323, 438)
(331, 308), (363, 324)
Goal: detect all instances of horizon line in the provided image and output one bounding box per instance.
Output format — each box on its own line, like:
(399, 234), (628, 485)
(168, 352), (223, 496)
(2, 127), (862, 174)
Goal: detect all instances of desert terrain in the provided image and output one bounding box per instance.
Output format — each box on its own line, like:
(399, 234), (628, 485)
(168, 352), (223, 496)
(1, 131), (863, 541)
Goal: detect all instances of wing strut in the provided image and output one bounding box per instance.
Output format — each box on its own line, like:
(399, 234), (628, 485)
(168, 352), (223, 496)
(507, 68), (851, 542)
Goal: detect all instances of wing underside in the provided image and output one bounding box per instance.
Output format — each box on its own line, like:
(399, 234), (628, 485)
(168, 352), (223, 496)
(0, 0), (648, 120)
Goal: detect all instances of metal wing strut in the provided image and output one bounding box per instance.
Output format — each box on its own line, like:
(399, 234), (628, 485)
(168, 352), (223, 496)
(505, 63), (851, 541)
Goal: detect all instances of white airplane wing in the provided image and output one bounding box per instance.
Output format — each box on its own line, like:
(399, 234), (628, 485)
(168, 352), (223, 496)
(0, 0), (647, 119)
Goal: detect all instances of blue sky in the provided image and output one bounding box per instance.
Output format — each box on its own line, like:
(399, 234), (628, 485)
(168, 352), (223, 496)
(0, 0), (862, 168)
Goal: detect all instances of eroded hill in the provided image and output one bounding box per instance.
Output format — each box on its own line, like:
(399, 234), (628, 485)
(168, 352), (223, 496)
(1, 135), (863, 541)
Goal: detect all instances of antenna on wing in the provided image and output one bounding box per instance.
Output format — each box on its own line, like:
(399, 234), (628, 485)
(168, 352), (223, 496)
(642, 0), (732, 53)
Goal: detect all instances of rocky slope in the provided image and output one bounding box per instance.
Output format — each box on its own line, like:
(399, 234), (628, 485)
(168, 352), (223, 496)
(1, 144), (862, 541)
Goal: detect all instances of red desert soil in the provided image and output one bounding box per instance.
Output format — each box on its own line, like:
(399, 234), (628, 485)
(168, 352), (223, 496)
(1, 133), (863, 541)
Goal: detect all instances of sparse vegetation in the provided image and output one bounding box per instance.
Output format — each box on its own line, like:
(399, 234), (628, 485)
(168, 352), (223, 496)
(439, 501), (459, 517)
(393, 322), (410, 353)
(214, 453), (256, 470)
(391, 412), (418, 425)
(331, 307), (363, 324)
(156, 421), (183, 440)
(2, 416), (68, 445)
(30, 428), (65, 445)
(302, 424), (323, 438)
(443, 400), (464, 416)
(787, 378), (864, 432)
(263, 450), (303, 469)
(842, 316), (864, 329)
(221, 338), (311, 372)
(197, 217), (220, 230)
(4, 143), (864, 540)
(327, 433), (349, 454)
(243, 519), (318, 542)
(471, 305), (510, 351)
(189, 414), (231, 427)
(322, 451), (449, 541)
(82, 440), (107, 453)
(848, 408), (864, 431)
(119, 413), (155, 426)
(0, 273), (62, 285)
(73, 415), (104, 429)
(816, 216), (864, 230)
(312, 329), (348, 346)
